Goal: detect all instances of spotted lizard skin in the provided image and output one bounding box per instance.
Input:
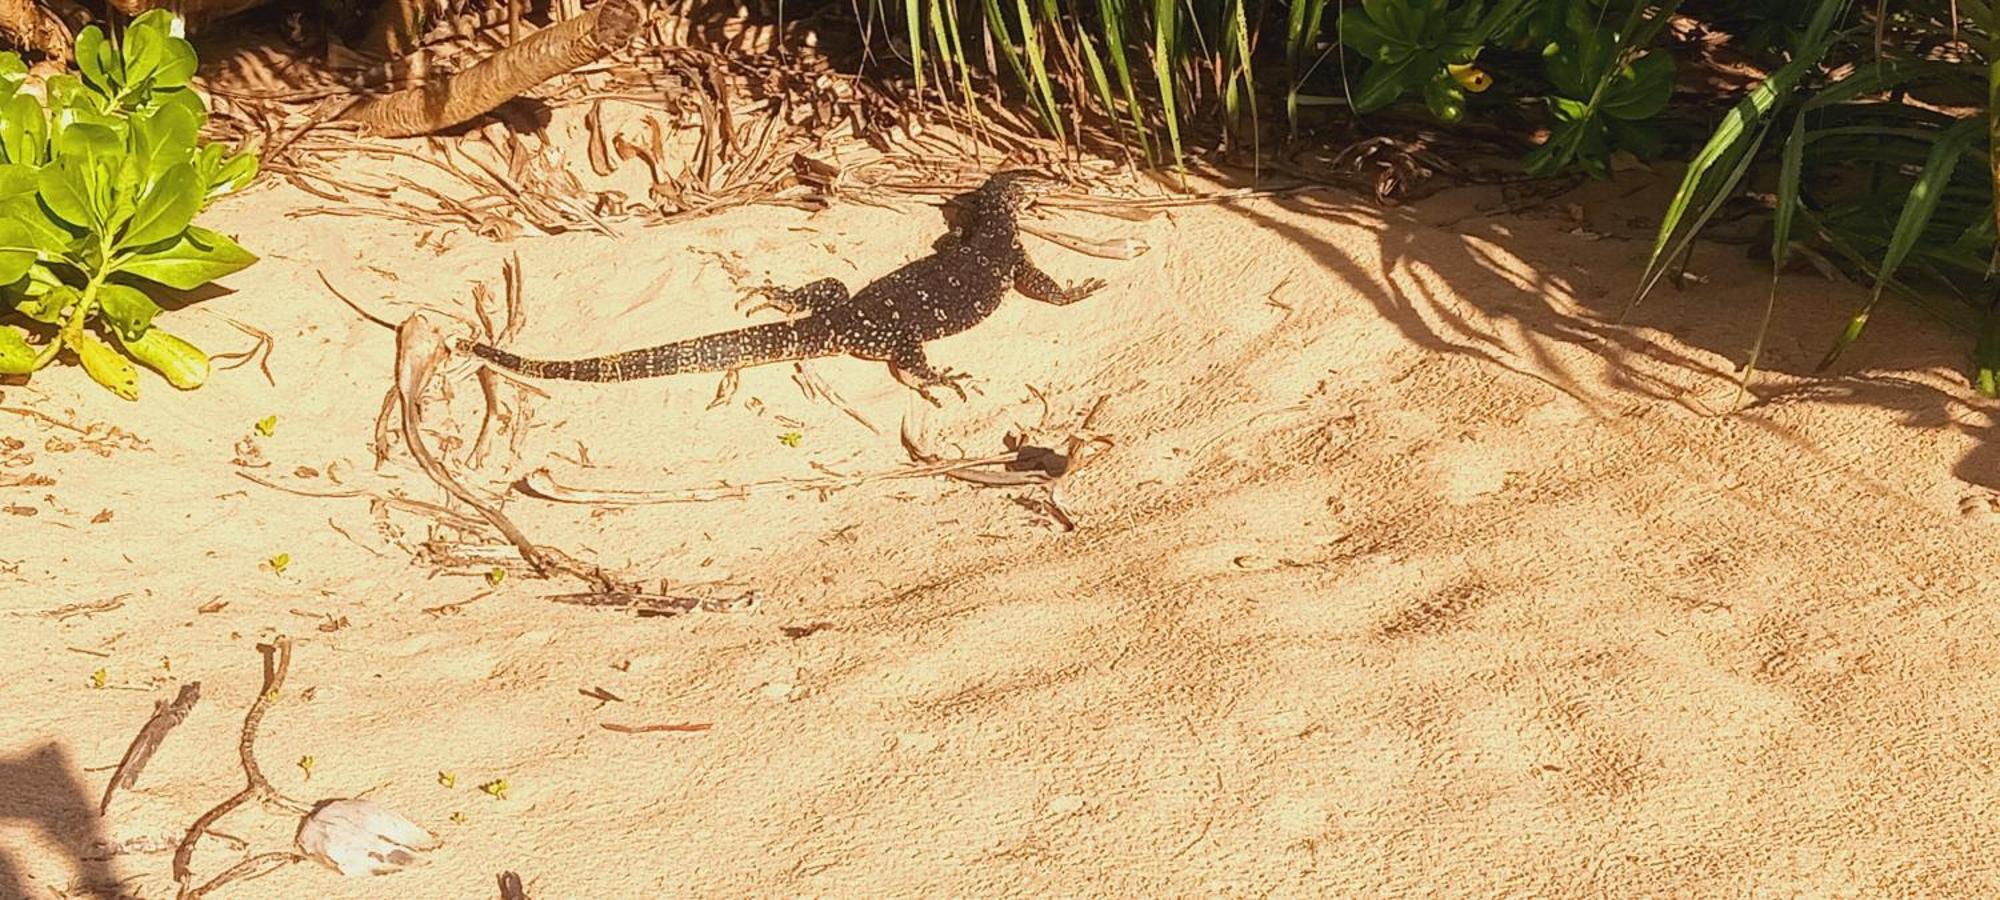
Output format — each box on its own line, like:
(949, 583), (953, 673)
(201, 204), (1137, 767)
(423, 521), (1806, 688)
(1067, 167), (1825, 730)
(456, 170), (1107, 404)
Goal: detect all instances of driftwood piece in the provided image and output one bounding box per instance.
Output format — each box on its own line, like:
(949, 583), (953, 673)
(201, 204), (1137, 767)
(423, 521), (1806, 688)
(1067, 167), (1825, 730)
(0, 0), (70, 61)
(341, 0), (645, 138)
(100, 682), (201, 816)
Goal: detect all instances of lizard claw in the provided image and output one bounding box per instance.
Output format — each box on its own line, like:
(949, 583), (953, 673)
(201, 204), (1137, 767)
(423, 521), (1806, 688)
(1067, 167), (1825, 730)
(736, 285), (786, 317)
(919, 368), (974, 405)
(1066, 278), (1108, 301)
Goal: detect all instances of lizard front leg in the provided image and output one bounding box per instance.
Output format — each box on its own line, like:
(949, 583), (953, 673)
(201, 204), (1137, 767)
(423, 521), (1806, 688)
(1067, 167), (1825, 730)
(1012, 258), (1106, 306)
(887, 345), (975, 407)
(738, 277), (852, 317)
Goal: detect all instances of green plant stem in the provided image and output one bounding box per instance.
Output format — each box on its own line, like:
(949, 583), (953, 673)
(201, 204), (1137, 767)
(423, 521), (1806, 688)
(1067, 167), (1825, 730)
(36, 266), (109, 370)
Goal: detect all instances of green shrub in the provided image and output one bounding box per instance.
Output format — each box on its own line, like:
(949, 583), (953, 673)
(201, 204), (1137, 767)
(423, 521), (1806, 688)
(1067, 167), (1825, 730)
(0, 10), (258, 399)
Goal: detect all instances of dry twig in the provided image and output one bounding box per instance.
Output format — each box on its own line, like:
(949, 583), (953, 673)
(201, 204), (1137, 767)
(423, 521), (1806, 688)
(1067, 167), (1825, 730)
(172, 638), (306, 900)
(101, 682), (201, 816)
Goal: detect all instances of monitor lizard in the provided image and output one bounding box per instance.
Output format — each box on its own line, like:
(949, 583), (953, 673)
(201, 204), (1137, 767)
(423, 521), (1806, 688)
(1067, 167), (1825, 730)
(454, 170), (1108, 406)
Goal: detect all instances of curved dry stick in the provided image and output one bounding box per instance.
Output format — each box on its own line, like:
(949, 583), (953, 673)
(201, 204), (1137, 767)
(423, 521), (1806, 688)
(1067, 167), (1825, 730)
(173, 638), (296, 900)
(341, 0), (645, 138)
(394, 314), (611, 590)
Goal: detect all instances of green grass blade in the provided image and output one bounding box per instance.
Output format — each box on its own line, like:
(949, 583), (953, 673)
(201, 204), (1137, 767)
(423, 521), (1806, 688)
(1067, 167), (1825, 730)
(905, 0), (925, 95)
(1633, 0), (1855, 313)
(1736, 110), (1811, 409)
(1097, 0), (1154, 162)
(1011, 0), (1065, 141)
(1819, 116), (1986, 369)
(1222, 0), (1257, 152)
(1151, 0), (1185, 171)
(1076, 30), (1129, 154)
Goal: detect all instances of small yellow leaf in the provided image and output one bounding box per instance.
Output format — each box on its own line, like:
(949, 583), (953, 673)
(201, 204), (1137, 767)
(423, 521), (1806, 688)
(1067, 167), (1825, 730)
(438, 771), (457, 789)
(1448, 63), (1493, 93)
(297, 755), (315, 779)
(89, 668), (107, 689)
(268, 553), (290, 575)
(778, 431), (803, 448)
(478, 778), (509, 800)
(485, 568), (505, 586)
(449, 811), (467, 824)
(254, 415), (278, 437)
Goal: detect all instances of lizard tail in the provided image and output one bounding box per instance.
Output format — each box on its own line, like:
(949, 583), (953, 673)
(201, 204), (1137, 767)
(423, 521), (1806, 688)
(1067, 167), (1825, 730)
(458, 319), (836, 382)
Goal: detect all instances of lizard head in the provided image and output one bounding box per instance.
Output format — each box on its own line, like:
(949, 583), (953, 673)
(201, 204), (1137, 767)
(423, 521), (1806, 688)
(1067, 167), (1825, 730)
(984, 169), (1065, 210)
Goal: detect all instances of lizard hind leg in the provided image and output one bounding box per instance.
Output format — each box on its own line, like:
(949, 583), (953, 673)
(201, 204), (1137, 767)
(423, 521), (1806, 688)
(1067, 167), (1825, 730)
(738, 277), (852, 317)
(1013, 259), (1107, 307)
(888, 347), (977, 408)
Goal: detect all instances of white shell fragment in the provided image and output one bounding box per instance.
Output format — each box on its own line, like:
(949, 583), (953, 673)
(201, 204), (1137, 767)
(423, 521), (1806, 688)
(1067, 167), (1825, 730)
(296, 798), (442, 877)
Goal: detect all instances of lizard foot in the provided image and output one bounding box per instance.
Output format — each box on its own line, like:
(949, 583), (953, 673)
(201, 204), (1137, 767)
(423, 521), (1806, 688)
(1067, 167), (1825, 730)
(735, 285), (793, 318)
(738, 277), (850, 317)
(1061, 278), (1109, 303)
(913, 369), (977, 407)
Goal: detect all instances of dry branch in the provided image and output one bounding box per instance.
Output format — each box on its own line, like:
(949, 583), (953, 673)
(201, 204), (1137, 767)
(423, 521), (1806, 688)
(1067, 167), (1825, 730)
(342, 0), (646, 138)
(393, 313), (610, 589)
(0, 0), (69, 61)
(173, 638), (305, 900)
(101, 682), (201, 816)
(107, 0), (267, 18)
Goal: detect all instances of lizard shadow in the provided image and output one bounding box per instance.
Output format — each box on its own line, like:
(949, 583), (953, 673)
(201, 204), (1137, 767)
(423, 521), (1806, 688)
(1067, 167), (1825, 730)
(0, 741), (125, 899)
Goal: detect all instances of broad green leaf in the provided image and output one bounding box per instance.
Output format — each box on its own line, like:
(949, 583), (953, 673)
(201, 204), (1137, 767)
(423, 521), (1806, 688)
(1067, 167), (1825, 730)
(0, 162), (30, 198)
(95, 282), (160, 340)
(1338, 9), (1390, 60)
(116, 225), (255, 289)
(1601, 52), (1674, 120)
(0, 95), (46, 166)
(152, 37), (198, 90)
(36, 162), (94, 228)
(14, 282), (77, 324)
(0, 325), (35, 374)
(134, 103), (199, 179)
(153, 88), (207, 129)
(1424, 74), (1466, 121)
(123, 26), (165, 90)
(1351, 55), (1428, 113)
(74, 26), (110, 92)
(0, 52), (24, 83)
(0, 192), (79, 256)
(54, 121), (121, 163)
(121, 162), (197, 248)
(51, 122), (124, 227)
(0, 219), (31, 282)
(44, 75), (107, 123)
(206, 150), (258, 202)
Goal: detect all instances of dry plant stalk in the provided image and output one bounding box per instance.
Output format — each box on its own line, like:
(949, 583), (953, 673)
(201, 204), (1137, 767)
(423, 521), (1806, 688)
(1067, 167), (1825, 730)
(0, 0), (69, 61)
(392, 313), (609, 590)
(101, 682), (201, 816)
(342, 0), (645, 138)
(107, 0), (269, 17)
(359, 0), (427, 59)
(172, 638), (304, 900)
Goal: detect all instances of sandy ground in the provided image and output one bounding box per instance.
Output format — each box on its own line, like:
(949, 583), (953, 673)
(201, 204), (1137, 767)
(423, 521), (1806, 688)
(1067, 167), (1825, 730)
(6, 154), (2000, 899)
